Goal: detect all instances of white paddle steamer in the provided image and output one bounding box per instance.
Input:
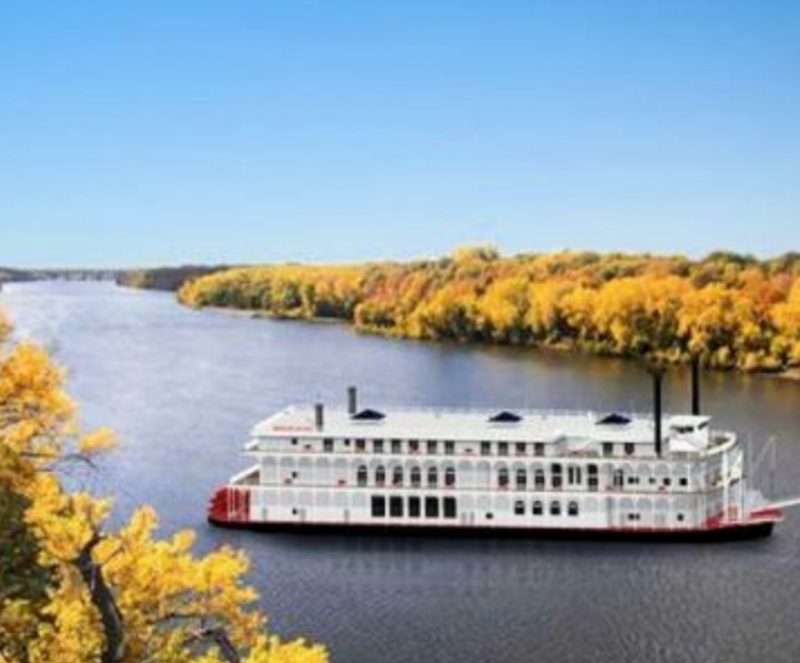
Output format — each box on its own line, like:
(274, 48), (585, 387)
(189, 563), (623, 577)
(209, 370), (798, 540)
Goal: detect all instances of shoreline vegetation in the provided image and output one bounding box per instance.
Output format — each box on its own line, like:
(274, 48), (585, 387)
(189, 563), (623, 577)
(0, 306), (331, 662)
(169, 247), (800, 375)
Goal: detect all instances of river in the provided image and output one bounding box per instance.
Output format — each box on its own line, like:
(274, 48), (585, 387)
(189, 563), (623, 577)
(2, 281), (799, 663)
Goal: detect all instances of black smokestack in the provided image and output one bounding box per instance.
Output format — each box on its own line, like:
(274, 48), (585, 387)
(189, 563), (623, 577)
(691, 356), (701, 416)
(652, 369), (663, 456)
(314, 402), (324, 430)
(347, 386), (357, 415)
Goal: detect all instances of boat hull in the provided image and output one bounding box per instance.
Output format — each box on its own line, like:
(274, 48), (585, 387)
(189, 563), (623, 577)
(207, 514), (775, 542)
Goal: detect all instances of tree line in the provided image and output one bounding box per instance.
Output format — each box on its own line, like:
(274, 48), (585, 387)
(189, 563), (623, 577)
(176, 248), (800, 372)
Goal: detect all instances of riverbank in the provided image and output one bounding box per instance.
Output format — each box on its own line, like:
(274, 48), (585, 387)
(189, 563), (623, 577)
(165, 248), (800, 375)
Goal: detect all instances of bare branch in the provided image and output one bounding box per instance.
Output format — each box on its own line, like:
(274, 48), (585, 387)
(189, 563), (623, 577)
(73, 531), (126, 663)
(184, 626), (241, 663)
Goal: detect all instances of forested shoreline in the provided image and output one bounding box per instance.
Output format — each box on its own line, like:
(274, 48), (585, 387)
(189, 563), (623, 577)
(173, 248), (800, 373)
(117, 265), (230, 291)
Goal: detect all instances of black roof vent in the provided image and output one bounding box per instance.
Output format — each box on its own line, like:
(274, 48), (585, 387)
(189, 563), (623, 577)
(489, 410), (523, 423)
(352, 408), (385, 421)
(597, 412), (632, 426)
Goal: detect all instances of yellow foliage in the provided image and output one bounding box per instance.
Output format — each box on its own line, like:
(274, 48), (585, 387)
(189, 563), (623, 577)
(0, 310), (334, 663)
(77, 428), (118, 455)
(175, 249), (800, 371)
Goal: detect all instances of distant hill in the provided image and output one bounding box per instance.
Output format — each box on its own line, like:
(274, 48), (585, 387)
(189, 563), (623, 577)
(116, 265), (229, 291)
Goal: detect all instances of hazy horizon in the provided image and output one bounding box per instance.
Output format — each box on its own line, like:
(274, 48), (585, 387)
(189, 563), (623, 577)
(4, 243), (800, 273)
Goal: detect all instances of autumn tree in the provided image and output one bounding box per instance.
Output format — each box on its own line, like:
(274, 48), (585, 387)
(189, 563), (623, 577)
(0, 309), (330, 663)
(174, 249), (800, 373)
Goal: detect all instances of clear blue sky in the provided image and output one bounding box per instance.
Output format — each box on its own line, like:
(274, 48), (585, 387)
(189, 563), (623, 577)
(1, 1), (798, 268)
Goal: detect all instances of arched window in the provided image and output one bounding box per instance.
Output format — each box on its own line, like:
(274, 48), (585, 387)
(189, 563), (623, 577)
(613, 468), (624, 488)
(551, 463), (563, 489)
(550, 501), (561, 516)
(392, 466), (403, 486)
(444, 466), (456, 487)
(516, 468), (527, 489)
(587, 464), (599, 491)
(568, 501), (579, 516)
(532, 500), (544, 516)
(427, 466), (438, 487)
(375, 465), (386, 487)
(514, 500), (525, 515)
(534, 468), (545, 489)
(410, 466), (422, 488)
(498, 467), (509, 488)
(357, 465), (368, 487)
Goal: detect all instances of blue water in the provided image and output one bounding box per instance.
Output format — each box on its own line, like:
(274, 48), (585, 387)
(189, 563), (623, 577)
(3, 281), (800, 663)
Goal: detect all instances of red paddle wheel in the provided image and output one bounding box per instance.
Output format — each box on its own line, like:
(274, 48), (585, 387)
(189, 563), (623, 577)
(208, 486), (251, 525)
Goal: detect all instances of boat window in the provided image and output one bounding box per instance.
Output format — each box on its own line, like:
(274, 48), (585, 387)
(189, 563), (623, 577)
(375, 465), (386, 486)
(532, 500), (543, 515)
(427, 467), (438, 487)
(514, 500), (525, 515)
(498, 442), (509, 456)
(389, 496), (403, 518)
(371, 496), (386, 517)
(613, 469), (624, 488)
(515, 442), (526, 456)
(356, 465), (368, 487)
(551, 463), (563, 489)
(391, 439), (402, 454)
(698, 422), (709, 430)
(550, 501), (561, 516)
(588, 465), (599, 490)
(444, 466), (456, 487)
(408, 496), (421, 518)
(567, 465), (582, 485)
(534, 442), (545, 457)
(425, 497), (439, 518)
(534, 468), (545, 489)
(498, 467), (509, 488)
(481, 441), (492, 456)
(355, 438), (365, 451)
(409, 439), (419, 453)
(444, 440), (455, 455)
(679, 477), (688, 487)
(516, 468), (527, 489)
(323, 438), (334, 453)
(392, 466), (403, 486)
(427, 440), (438, 455)
(624, 443), (635, 456)
(443, 497), (457, 519)
(373, 439), (384, 453)
(410, 466), (422, 487)
(568, 501), (579, 516)
(603, 442), (614, 457)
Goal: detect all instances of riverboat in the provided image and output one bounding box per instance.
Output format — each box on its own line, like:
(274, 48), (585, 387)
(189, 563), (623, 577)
(208, 368), (800, 541)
